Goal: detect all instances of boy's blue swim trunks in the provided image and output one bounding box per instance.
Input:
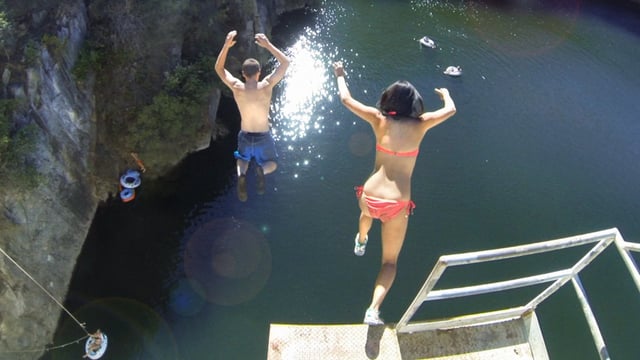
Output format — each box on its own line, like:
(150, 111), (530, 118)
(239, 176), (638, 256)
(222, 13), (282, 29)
(234, 131), (278, 166)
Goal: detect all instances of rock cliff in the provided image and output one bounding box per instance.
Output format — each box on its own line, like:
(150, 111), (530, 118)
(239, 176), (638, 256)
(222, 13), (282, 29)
(0, 0), (319, 358)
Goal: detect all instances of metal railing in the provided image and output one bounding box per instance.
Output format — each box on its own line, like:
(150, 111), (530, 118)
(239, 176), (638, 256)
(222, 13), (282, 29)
(396, 228), (640, 360)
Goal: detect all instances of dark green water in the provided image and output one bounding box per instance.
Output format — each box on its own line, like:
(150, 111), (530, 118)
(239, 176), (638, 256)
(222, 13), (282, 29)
(49, 1), (640, 359)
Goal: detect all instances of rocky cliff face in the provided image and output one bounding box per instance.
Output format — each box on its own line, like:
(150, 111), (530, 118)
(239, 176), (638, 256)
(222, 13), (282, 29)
(0, 0), (319, 358)
(0, 1), (96, 358)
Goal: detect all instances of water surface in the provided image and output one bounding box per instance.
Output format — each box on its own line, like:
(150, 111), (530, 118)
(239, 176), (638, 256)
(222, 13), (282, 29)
(50, 1), (640, 359)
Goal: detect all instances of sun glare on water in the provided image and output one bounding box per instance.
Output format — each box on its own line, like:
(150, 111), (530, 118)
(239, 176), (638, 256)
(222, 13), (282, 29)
(268, 5), (347, 179)
(271, 28), (333, 147)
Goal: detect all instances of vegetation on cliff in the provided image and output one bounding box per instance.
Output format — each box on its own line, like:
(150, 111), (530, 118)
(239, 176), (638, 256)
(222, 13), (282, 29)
(1, 0), (322, 186)
(129, 57), (218, 165)
(74, 0), (249, 177)
(0, 1), (319, 358)
(0, 99), (39, 190)
(0, 2), (46, 191)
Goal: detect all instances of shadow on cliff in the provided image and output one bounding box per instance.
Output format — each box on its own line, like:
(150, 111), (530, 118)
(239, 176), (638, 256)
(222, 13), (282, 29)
(43, 6), (322, 356)
(41, 96), (240, 359)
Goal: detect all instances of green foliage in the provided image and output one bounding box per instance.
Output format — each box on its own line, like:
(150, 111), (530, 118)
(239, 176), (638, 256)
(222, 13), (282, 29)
(0, 99), (19, 158)
(140, 0), (188, 16)
(41, 33), (65, 60)
(132, 93), (198, 150)
(242, 0), (257, 15)
(127, 56), (217, 158)
(4, 0), (57, 20)
(0, 99), (40, 190)
(24, 39), (39, 65)
(72, 42), (104, 80)
(164, 57), (215, 100)
(213, 6), (230, 27)
(0, 8), (13, 59)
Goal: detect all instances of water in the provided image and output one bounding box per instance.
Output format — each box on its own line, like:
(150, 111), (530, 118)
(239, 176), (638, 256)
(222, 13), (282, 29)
(48, 1), (640, 359)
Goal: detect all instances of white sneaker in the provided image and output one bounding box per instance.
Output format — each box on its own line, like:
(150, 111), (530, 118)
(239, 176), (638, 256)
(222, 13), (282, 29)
(364, 308), (384, 325)
(354, 233), (368, 256)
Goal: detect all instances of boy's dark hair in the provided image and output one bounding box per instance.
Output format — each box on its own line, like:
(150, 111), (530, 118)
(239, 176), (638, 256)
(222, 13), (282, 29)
(242, 58), (261, 77)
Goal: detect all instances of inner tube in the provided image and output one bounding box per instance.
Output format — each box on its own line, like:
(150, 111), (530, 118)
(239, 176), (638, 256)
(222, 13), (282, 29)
(120, 169), (142, 189)
(120, 188), (135, 202)
(85, 333), (108, 360)
(444, 66), (462, 77)
(419, 36), (436, 49)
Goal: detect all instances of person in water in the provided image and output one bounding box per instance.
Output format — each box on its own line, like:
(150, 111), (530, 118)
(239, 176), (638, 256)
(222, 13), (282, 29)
(215, 30), (290, 201)
(444, 65), (463, 76)
(333, 61), (456, 325)
(83, 329), (103, 358)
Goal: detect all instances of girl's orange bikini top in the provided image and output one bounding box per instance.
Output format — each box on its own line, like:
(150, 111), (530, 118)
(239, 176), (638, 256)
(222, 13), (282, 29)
(376, 144), (419, 157)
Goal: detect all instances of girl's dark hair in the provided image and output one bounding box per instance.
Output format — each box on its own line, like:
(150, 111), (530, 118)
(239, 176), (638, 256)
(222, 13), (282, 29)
(376, 80), (424, 119)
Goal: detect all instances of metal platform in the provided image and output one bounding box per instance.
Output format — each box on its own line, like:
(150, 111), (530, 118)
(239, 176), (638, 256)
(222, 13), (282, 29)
(268, 312), (546, 359)
(267, 228), (640, 360)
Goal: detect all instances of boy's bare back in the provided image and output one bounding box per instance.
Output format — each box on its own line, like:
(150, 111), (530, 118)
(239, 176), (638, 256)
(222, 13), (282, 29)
(229, 80), (275, 132)
(215, 30), (290, 133)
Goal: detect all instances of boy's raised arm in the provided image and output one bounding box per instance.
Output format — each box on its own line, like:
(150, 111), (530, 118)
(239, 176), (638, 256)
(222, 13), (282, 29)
(255, 33), (290, 86)
(215, 30), (242, 88)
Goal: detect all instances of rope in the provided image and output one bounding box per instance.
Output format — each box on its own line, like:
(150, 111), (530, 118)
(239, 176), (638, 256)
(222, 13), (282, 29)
(0, 334), (89, 354)
(130, 152), (147, 173)
(0, 246), (90, 336)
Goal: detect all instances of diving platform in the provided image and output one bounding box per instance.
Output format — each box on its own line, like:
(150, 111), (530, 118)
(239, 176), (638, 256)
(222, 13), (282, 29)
(267, 228), (640, 359)
(268, 312), (545, 359)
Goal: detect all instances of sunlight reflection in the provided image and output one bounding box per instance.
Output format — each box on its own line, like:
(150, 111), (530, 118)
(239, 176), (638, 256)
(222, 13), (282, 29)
(268, 4), (351, 180)
(271, 28), (331, 145)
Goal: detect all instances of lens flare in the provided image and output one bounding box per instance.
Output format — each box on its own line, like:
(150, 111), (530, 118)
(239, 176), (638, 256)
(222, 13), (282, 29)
(183, 218), (272, 306)
(52, 297), (178, 360)
(168, 278), (206, 317)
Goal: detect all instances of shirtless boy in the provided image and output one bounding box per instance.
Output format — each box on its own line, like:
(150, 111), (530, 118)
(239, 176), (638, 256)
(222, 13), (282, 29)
(215, 30), (290, 201)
